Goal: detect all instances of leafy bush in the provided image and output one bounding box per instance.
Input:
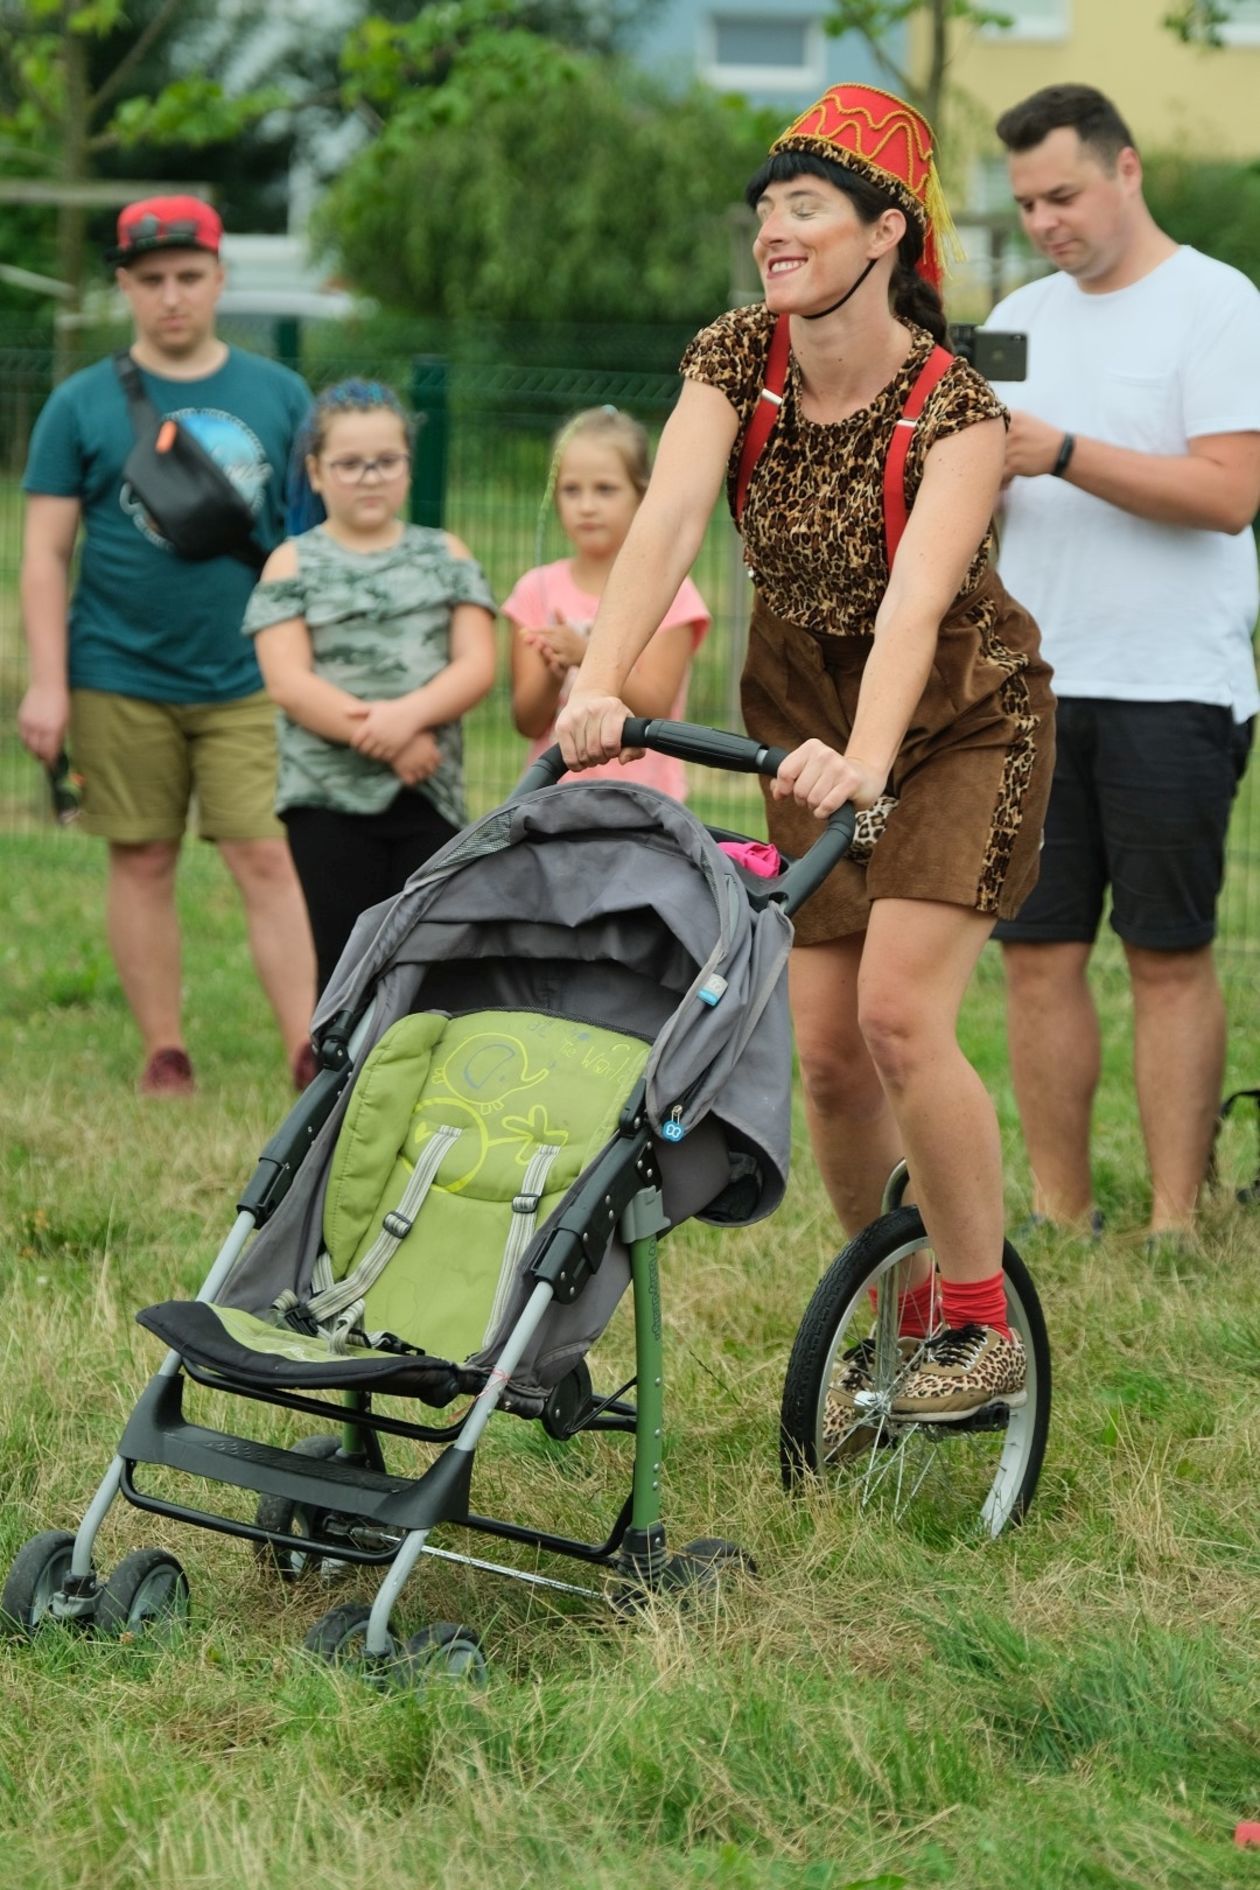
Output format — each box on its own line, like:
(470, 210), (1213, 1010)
(316, 53), (779, 325)
(1143, 151), (1260, 286)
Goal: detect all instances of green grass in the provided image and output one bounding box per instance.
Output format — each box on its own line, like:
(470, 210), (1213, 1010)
(1, 831), (1259, 1890)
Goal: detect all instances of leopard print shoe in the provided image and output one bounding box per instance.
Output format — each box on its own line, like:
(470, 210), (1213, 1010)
(889, 1323), (1026, 1423)
(823, 1335), (920, 1459)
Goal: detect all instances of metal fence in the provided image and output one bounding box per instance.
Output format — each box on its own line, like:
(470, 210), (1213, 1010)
(0, 318), (762, 840)
(1, 317), (1257, 972)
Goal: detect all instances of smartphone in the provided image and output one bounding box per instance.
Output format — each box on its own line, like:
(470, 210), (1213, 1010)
(948, 325), (1028, 382)
(47, 750), (83, 825)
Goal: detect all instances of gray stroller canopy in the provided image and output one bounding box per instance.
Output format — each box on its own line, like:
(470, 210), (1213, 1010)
(317, 779), (796, 1205)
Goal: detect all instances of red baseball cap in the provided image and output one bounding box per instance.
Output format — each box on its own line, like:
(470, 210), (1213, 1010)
(108, 195), (223, 266)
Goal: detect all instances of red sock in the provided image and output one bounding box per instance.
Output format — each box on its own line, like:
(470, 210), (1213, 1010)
(939, 1271), (1011, 1341)
(867, 1272), (939, 1339)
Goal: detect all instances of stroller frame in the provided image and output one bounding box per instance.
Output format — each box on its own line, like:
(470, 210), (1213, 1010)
(20, 721), (854, 1665)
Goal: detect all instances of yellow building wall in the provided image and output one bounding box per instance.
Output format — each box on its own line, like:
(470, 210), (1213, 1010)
(913, 0), (1260, 167)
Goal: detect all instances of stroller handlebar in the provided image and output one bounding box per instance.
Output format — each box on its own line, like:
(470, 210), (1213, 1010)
(512, 718), (854, 921)
(620, 717), (789, 776)
(517, 718), (789, 793)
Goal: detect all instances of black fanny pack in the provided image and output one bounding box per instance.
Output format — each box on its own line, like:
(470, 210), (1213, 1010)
(114, 350), (266, 571)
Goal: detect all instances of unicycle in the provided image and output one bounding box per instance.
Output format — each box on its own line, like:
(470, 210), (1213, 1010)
(780, 1162), (1050, 1541)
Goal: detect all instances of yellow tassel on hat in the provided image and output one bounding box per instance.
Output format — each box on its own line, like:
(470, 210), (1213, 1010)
(923, 156), (965, 274)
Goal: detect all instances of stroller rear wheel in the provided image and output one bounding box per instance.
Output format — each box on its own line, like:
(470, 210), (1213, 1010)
(1, 1530), (77, 1637)
(780, 1206), (1050, 1540)
(661, 1537), (757, 1597)
(254, 1435), (357, 1582)
(95, 1549), (190, 1641)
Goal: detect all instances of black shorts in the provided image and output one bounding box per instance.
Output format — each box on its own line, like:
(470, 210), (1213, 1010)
(992, 698), (1253, 952)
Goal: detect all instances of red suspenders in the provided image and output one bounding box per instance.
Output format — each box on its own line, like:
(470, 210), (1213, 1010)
(734, 313), (792, 523)
(881, 341), (953, 567)
(734, 312), (954, 569)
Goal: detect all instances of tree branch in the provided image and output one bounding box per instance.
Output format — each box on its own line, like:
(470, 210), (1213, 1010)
(853, 29), (920, 109)
(88, 0), (183, 122)
(0, 28), (57, 119)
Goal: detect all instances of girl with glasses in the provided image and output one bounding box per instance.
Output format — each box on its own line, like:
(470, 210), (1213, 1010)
(244, 379), (496, 1002)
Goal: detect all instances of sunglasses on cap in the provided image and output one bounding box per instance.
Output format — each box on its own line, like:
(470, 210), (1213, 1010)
(127, 214), (205, 246)
(108, 205), (221, 265)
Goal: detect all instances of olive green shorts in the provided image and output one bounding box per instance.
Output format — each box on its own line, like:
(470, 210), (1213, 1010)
(69, 688), (283, 843)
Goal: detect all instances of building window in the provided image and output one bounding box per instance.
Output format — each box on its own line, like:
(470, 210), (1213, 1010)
(970, 154), (1014, 216)
(980, 0), (1071, 41)
(1216, 1), (1260, 46)
(702, 13), (826, 92)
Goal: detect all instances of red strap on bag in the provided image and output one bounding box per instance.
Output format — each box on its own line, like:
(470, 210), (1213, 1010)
(734, 319), (954, 575)
(735, 313), (792, 524)
(881, 343), (953, 569)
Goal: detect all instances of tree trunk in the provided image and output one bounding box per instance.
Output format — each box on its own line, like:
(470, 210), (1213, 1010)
(54, 31), (90, 384)
(924, 0), (948, 148)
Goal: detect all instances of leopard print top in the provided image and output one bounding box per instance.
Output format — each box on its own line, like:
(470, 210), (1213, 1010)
(679, 305), (1007, 639)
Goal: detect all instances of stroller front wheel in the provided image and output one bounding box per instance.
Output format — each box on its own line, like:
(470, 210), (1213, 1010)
(304, 1603), (402, 1680)
(0, 1530), (77, 1638)
(400, 1622), (488, 1686)
(95, 1548), (190, 1642)
(780, 1206), (1051, 1539)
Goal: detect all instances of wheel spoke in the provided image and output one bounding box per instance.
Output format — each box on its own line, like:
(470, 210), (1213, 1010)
(782, 1209), (1049, 1539)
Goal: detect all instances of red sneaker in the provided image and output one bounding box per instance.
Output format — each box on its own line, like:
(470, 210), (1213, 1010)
(291, 1041), (319, 1092)
(138, 1046), (196, 1097)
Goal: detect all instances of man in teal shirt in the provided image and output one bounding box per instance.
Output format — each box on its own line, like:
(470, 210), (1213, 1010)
(17, 195), (317, 1094)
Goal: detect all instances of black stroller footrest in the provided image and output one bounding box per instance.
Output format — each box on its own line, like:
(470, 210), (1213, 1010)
(137, 1302), (463, 1403)
(119, 1373), (473, 1533)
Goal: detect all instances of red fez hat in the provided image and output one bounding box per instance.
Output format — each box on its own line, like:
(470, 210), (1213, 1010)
(771, 84), (959, 290)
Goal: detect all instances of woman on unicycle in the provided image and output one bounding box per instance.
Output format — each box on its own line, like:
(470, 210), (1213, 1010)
(557, 85), (1056, 1438)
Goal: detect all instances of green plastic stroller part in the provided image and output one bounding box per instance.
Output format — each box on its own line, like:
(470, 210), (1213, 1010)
(212, 1009), (652, 1373)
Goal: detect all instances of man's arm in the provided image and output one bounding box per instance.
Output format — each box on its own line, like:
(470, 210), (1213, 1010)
(1004, 413), (1260, 536)
(17, 494), (81, 765)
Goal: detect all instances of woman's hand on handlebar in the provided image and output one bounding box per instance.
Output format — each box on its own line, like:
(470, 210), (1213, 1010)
(771, 740), (886, 818)
(555, 690), (643, 769)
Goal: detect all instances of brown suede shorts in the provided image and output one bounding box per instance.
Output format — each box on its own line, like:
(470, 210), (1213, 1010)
(740, 566), (1056, 945)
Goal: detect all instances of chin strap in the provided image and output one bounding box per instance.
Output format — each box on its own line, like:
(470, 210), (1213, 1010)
(799, 254), (879, 321)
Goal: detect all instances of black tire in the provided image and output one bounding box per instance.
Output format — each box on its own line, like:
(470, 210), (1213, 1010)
(541, 1362), (594, 1439)
(0, 1530), (76, 1638)
(780, 1206), (1051, 1539)
(95, 1549), (190, 1641)
(400, 1622), (488, 1686)
(253, 1435), (349, 1581)
(304, 1603), (400, 1682)
(660, 1537), (757, 1598)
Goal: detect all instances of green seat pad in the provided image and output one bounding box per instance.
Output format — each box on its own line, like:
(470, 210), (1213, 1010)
(210, 1304), (408, 1367)
(320, 1010), (650, 1361)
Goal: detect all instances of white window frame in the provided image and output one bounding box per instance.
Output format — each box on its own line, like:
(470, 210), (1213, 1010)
(700, 12), (827, 93)
(979, 0), (1072, 43)
(1216, 2), (1260, 47)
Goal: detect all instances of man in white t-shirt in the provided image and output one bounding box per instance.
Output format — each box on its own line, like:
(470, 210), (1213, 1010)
(985, 84), (1260, 1241)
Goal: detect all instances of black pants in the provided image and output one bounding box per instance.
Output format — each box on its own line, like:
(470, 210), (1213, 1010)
(284, 792), (459, 996)
(993, 699), (1253, 951)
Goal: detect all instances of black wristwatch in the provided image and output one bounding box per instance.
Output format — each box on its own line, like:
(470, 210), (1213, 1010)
(1051, 432), (1076, 478)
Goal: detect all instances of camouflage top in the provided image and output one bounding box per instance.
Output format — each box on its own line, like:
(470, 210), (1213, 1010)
(243, 523), (495, 824)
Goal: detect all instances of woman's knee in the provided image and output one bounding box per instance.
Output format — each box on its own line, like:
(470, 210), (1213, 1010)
(796, 1028), (885, 1119)
(856, 986), (935, 1092)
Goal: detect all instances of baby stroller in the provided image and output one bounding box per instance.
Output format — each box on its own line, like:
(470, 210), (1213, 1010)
(3, 721), (854, 1684)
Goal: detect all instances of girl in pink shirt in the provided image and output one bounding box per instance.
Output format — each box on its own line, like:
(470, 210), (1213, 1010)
(504, 407), (710, 800)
